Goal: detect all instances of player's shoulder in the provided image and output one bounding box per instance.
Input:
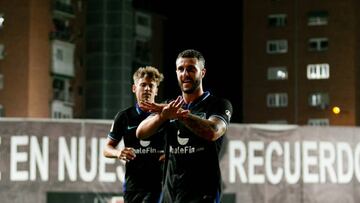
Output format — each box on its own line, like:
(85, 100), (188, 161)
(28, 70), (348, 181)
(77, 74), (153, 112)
(207, 95), (232, 106)
(114, 106), (136, 120)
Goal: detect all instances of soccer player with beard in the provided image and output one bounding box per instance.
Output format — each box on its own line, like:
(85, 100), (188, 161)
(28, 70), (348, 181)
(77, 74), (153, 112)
(137, 50), (233, 203)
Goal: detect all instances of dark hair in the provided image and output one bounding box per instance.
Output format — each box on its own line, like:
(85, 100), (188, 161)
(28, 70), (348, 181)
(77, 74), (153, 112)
(177, 49), (205, 67)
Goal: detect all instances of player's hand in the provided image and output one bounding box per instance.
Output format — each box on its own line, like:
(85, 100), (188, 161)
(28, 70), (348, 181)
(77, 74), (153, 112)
(176, 108), (190, 120)
(159, 154), (165, 162)
(139, 101), (166, 113)
(117, 147), (136, 162)
(160, 96), (186, 120)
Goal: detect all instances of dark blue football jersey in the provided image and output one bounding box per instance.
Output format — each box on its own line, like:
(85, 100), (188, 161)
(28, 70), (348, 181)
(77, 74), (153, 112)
(162, 92), (233, 202)
(108, 104), (165, 192)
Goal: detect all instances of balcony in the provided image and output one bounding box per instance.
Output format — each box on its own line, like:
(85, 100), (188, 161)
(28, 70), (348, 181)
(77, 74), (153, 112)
(51, 40), (75, 77)
(50, 30), (72, 41)
(53, 1), (75, 19)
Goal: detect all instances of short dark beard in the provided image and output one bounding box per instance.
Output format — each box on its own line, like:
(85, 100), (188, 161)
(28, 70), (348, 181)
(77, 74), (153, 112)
(179, 78), (201, 94)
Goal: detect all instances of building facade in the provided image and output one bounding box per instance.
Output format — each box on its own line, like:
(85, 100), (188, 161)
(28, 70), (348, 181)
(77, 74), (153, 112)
(243, 0), (360, 126)
(85, 0), (164, 119)
(0, 0), (164, 119)
(0, 0), (85, 118)
(0, 0), (51, 118)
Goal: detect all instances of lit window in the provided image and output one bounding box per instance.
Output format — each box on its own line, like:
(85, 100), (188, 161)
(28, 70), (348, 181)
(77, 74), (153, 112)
(308, 11), (328, 26)
(268, 67), (288, 80)
(268, 14), (287, 27)
(308, 92), (329, 108)
(308, 38), (328, 51)
(0, 13), (4, 28)
(308, 118), (329, 126)
(307, 63), (330, 79)
(267, 40), (288, 54)
(267, 93), (288, 107)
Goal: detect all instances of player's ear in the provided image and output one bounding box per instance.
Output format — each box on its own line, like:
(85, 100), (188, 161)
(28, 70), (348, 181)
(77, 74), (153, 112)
(132, 84), (136, 93)
(201, 68), (206, 78)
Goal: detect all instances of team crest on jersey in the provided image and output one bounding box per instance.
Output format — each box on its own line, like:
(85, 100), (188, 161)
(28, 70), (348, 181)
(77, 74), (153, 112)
(140, 140), (151, 147)
(225, 110), (231, 120)
(177, 130), (189, 145)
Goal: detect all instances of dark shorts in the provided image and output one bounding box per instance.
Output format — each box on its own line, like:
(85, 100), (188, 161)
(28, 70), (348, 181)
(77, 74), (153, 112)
(124, 191), (161, 203)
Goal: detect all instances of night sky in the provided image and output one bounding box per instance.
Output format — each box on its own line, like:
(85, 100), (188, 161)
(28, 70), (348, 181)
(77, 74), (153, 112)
(134, 1), (243, 123)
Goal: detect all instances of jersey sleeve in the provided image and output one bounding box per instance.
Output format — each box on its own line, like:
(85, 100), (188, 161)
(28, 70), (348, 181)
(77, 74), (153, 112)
(107, 111), (126, 141)
(209, 98), (233, 125)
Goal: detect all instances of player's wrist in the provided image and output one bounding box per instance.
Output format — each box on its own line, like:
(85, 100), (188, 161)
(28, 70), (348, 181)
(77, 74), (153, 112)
(116, 150), (122, 159)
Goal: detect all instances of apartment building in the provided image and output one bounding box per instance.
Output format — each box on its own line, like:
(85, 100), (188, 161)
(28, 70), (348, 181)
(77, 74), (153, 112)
(0, 0), (164, 119)
(243, 0), (360, 126)
(0, 0), (84, 118)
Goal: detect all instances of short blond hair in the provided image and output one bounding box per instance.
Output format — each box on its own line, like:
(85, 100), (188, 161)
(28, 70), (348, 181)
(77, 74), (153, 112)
(133, 66), (164, 86)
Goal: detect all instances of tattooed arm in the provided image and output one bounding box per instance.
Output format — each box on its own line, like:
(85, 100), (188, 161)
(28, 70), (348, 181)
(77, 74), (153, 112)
(179, 114), (227, 141)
